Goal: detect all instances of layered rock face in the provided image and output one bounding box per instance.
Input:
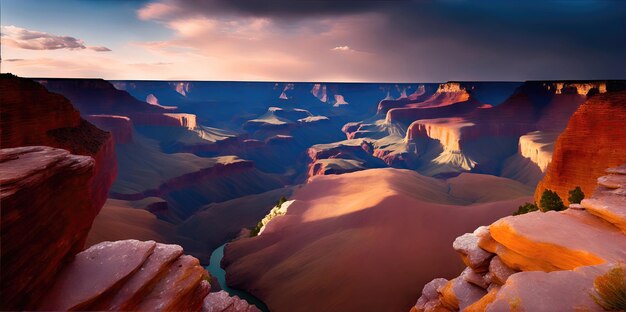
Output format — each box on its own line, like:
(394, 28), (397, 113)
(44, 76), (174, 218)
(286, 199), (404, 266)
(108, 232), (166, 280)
(0, 73), (116, 226)
(204, 291), (261, 312)
(412, 166), (626, 312)
(39, 240), (210, 311)
(85, 115), (134, 144)
(535, 91), (626, 205)
(306, 139), (387, 177)
(37, 78), (165, 115)
(129, 112), (197, 129)
(110, 136), (283, 220)
(39, 239), (260, 311)
(499, 131), (558, 186)
(38, 78), (201, 129)
(222, 168), (533, 312)
(0, 147), (95, 310)
(516, 131), (557, 173)
(325, 81), (619, 181)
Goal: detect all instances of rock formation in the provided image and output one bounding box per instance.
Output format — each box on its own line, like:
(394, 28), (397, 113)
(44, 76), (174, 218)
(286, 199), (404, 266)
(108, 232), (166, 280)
(128, 112), (197, 129)
(0, 73), (116, 231)
(204, 291), (261, 312)
(412, 165), (626, 311)
(306, 139), (387, 177)
(515, 131), (557, 173)
(0, 75), (259, 311)
(0, 147), (96, 310)
(37, 78), (165, 115)
(39, 240), (209, 311)
(110, 136), (283, 220)
(85, 115), (134, 144)
(323, 81), (622, 181)
(535, 91), (626, 205)
(222, 168), (533, 312)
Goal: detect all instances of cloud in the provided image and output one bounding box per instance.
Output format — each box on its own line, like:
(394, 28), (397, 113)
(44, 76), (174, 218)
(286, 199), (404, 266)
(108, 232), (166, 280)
(332, 45), (354, 52)
(89, 46), (112, 52)
(137, 0), (391, 20)
(4, 1), (625, 81)
(130, 0), (626, 81)
(1, 25), (111, 52)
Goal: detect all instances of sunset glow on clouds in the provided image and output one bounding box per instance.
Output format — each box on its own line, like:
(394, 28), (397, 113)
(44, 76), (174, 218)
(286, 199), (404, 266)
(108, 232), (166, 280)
(1, 0), (625, 82)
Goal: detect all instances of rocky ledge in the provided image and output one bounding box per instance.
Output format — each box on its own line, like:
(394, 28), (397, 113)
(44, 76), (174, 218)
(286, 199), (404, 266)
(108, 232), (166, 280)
(39, 239), (259, 311)
(412, 165), (626, 311)
(0, 146), (95, 309)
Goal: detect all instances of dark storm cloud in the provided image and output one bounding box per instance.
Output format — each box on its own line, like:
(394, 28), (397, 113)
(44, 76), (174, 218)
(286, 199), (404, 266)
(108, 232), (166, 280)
(137, 0), (626, 80)
(151, 0), (401, 18)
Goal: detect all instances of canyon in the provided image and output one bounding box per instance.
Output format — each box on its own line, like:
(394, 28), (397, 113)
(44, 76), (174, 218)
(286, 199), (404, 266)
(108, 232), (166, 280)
(0, 74), (258, 311)
(2, 73), (625, 311)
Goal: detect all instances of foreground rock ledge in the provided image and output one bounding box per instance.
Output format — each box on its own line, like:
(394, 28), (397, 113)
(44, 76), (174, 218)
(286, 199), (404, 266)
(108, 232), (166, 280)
(0, 146), (95, 309)
(39, 239), (261, 312)
(412, 165), (626, 312)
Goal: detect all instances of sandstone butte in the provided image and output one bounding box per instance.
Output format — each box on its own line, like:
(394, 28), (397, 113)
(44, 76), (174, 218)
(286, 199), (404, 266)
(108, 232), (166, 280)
(535, 90), (626, 205)
(411, 165), (626, 311)
(0, 74), (258, 311)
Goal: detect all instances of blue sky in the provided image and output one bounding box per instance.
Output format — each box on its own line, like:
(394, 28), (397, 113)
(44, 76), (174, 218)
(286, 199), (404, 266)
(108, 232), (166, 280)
(1, 0), (625, 82)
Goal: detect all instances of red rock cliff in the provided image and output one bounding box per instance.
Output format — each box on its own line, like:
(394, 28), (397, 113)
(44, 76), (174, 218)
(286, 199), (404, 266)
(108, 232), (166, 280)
(85, 115), (134, 144)
(0, 74), (117, 214)
(0, 147), (96, 310)
(534, 91), (626, 205)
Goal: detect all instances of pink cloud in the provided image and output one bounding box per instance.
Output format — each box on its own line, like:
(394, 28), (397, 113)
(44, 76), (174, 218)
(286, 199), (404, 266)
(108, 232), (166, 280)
(332, 45), (354, 52)
(1, 25), (111, 52)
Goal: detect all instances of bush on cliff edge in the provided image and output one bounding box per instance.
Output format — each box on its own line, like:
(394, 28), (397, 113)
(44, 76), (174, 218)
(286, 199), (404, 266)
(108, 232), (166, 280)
(513, 203), (539, 216)
(539, 189), (566, 212)
(568, 186), (585, 204)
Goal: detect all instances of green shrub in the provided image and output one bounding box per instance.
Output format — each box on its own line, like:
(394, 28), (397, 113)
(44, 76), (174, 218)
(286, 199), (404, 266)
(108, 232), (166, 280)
(591, 264), (626, 311)
(249, 221), (264, 237)
(277, 196), (287, 207)
(568, 186), (585, 204)
(513, 202), (539, 215)
(539, 189), (566, 212)
(250, 196), (289, 237)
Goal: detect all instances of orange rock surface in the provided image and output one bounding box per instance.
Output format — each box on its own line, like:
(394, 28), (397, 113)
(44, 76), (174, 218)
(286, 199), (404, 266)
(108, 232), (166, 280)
(535, 91), (626, 205)
(413, 165), (626, 312)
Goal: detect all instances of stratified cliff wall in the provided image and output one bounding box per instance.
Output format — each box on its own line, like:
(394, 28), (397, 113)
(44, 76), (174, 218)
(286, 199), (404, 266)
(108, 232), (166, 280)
(0, 147), (95, 309)
(535, 91), (626, 205)
(0, 73), (116, 223)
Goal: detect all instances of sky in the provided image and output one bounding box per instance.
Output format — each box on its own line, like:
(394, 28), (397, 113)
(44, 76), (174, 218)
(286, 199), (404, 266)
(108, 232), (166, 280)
(1, 0), (625, 82)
